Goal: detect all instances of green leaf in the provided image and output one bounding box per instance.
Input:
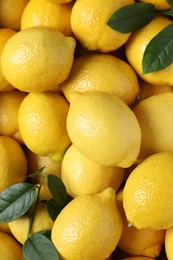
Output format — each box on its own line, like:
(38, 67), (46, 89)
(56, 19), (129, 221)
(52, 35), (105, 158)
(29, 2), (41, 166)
(107, 3), (156, 33)
(167, 0), (173, 8)
(23, 232), (59, 260)
(47, 175), (67, 205)
(0, 183), (36, 223)
(47, 198), (64, 221)
(37, 230), (52, 240)
(142, 23), (173, 74)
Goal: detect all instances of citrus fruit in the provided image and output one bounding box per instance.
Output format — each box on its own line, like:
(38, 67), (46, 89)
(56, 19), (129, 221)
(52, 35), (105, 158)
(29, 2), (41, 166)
(66, 92), (141, 168)
(61, 144), (124, 198)
(51, 187), (123, 260)
(0, 231), (23, 259)
(61, 53), (139, 106)
(133, 93), (173, 161)
(0, 136), (27, 192)
(165, 226), (173, 260)
(117, 189), (165, 258)
(0, 223), (12, 235)
(1, 26), (76, 92)
(71, 0), (135, 52)
(21, 0), (73, 36)
(123, 152), (173, 230)
(138, 0), (171, 10)
(18, 91), (71, 161)
(0, 90), (27, 143)
(0, 28), (16, 92)
(125, 15), (173, 86)
(0, 0), (29, 31)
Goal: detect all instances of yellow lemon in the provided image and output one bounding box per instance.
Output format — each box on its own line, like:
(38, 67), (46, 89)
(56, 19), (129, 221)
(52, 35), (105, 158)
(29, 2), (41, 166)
(26, 148), (61, 184)
(0, 231), (23, 259)
(1, 26), (76, 92)
(133, 93), (173, 161)
(51, 187), (123, 260)
(61, 144), (124, 198)
(125, 15), (173, 86)
(0, 136), (27, 193)
(165, 226), (173, 260)
(21, 0), (73, 36)
(0, 90), (27, 143)
(0, 28), (16, 92)
(0, 223), (12, 235)
(0, 0), (29, 31)
(123, 152), (173, 230)
(66, 92), (141, 168)
(117, 189), (165, 258)
(61, 53), (139, 106)
(9, 202), (53, 245)
(18, 92), (71, 161)
(138, 0), (171, 10)
(71, 0), (135, 52)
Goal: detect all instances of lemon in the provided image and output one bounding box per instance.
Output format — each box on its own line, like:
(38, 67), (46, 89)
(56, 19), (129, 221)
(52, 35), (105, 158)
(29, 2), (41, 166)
(71, 0), (135, 52)
(165, 226), (173, 260)
(26, 148), (61, 184)
(61, 53), (139, 106)
(0, 90), (27, 143)
(66, 92), (141, 168)
(9, 202), (53, 245)
(0, 0), (29, 31)
(123, 152), (173, 230)
(51, 187), (123, 260)
(138, 0), (171, 10)
(133, 93), (173, 161)
(61, 144), (124, 198)
(18, 92), (71, 161)
(0, 231), (23, 259)
(21, 0), (73, 36)
(117, 189), (165, 258)
(0, 28), (16, 92)
(0, 136), (27, 192)
(0, 223), (12, 235)
(125, 15), (173, 86)
(1, 26), (76, 92)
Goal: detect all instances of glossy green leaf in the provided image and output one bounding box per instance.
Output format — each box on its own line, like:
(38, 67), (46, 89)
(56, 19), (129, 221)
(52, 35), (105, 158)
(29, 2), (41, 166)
(142, 23), (173, 74)
(47, 175), (67, 205)
(166, 0), (173, 8)
(47, 198), (64, 221)
(0, 183), (36, 223)
(107, 3), (155, 33)
(23, 233), (59, 260)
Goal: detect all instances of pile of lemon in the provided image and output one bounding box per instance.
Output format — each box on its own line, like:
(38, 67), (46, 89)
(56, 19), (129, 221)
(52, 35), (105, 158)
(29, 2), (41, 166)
(0, 0), (173, 259)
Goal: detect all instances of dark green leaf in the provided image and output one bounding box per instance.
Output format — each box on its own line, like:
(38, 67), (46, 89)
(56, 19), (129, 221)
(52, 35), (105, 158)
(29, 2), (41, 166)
(47, 198), (64, 221)
(107, 3), (155, 33)
(0, 183), (36, 223)
(37, 230), (51, 240)
(160, 8), (173, 17)
(47, 175), (67, 205)
(23, 232), (59, 260)
(167, 0), (173, 8)
(142, 23), (173, 74)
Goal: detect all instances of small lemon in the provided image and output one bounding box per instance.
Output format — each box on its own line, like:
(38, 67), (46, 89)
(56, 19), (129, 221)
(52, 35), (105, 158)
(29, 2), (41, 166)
(125, 15), (173, 86)
(133, 93), (173, 161)
(51, 187), (123, 260)
(0, 231), (23, 260)
(66, 92), (141, 168)
(117, 189), (165, 258)
(165, 226), (173, 260)
(26, 148), (61, 184)
(0, 90), (27, 143)
(0, 0), (29, 31)
(1, 26), (76, 92)
(71, 0), (135, 52)
(18, 91), (71, 161)
(138, 0), (171, 10)
(61, 53), (139, 106)
(123, 152), (173, 230)
(0, 28), (16, 92)
(21, 0), (73, 36)
(0, 136), (27, 192)
(61, 144), (124, 198)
